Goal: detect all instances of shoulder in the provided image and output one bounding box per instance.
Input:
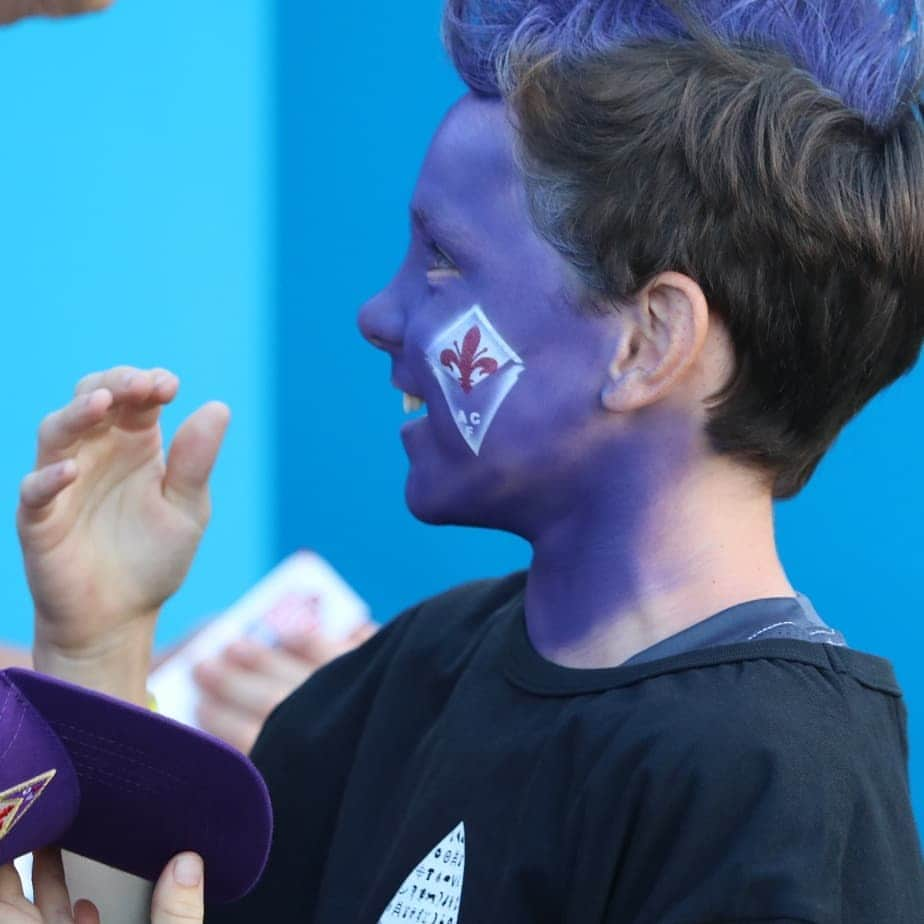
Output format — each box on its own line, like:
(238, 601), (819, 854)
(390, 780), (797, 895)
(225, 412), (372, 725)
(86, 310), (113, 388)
(580, 649), (916, 866)
(584, 649), (905, 811)
(670, 649), (903, 766)
(589, 652), (921, 921)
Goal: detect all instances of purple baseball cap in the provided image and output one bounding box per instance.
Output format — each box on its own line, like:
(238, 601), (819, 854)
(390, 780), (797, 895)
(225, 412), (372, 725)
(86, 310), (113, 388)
(0, 667), (272, 904)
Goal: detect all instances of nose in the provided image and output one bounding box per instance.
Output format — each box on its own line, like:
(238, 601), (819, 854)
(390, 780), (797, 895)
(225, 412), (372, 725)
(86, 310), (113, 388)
(358, 287), (404, 354)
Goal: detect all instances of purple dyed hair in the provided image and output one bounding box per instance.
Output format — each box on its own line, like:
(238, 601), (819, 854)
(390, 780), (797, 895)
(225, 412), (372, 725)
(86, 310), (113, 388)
(444, 0), (924, 129)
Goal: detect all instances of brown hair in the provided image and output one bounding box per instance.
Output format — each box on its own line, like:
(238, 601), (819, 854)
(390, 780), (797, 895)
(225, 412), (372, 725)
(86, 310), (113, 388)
(505, 39), (924, 497)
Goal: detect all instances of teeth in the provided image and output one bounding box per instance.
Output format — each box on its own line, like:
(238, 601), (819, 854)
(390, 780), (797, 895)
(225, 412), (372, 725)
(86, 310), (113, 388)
(403, 393), (424, 414)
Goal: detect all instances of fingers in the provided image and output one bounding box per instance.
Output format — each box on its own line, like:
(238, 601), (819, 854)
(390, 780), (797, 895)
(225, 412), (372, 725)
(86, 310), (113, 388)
(75, 366), (176, 402)
(276, 630), (345, 665)
(22, 367), (182, 527)
(111, 369), (179, 434)
(150, 853), (204, 924)
(76, 367), (179, 435)
(35, 389), (113, 469)
(32, 848), (73, 920)
(191, 626), (379, 753)
(19, 460), (78, 520)
(195, 692), (264, 755)
(348, 621), (380, 647)
(163, 403), (231, 516)
(35, 367), (178, 471)
(73, 901), (101, 924)
(223, 639), (316, 687)
(0, 861), (28, 907)
(279, 621), (379, 666)
(193, 651), (292, 721)
(193, 640), (315, 752)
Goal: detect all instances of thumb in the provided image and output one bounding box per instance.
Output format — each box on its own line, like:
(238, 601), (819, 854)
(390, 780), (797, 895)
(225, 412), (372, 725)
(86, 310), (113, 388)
(164, 402), (231, 517)
(150, 853), (204, 924)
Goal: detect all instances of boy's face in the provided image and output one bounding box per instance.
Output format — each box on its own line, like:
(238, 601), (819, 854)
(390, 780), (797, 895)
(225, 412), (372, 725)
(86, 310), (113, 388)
(358, 94), (628, 533)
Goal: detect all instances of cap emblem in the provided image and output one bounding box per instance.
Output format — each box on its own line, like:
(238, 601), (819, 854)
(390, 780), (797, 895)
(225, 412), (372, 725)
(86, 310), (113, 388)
(0, 770), (56, 842)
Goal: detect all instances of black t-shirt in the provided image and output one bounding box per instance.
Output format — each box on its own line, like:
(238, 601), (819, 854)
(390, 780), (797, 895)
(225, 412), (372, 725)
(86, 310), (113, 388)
(209, 573), (923, 923)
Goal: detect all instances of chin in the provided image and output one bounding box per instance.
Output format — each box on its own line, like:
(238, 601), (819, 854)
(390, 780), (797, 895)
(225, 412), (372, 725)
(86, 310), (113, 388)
(403, 468), (461, 526)
(403, 459), (520, 531)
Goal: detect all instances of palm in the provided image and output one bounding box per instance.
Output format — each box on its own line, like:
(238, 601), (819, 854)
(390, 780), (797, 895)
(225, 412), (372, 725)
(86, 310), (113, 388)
(26, 420), (193, 647)
(18, 369), (229, 653)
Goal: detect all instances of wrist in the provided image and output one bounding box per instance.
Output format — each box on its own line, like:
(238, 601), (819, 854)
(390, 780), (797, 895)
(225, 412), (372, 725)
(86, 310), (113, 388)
(32, 615), (157, 708)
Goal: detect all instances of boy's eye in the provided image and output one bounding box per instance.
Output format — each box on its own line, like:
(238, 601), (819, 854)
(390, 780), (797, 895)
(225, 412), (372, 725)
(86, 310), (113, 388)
(428, 243), (458, 275)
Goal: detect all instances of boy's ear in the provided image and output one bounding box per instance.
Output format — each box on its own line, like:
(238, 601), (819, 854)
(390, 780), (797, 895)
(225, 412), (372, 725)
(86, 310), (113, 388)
(601, 272), (710, 413)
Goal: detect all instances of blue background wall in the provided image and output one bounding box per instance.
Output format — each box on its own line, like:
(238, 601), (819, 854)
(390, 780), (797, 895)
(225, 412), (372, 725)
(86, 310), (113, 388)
(0, 0), (921, 829)
(0, 1), (273, 645)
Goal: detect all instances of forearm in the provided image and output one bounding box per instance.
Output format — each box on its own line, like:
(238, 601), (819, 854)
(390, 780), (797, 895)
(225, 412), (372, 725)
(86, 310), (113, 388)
(32, 622), (157, 915)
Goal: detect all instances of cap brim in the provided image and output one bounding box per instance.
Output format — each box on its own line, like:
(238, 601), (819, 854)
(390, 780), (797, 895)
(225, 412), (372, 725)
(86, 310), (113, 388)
(5, 668), (271, 905)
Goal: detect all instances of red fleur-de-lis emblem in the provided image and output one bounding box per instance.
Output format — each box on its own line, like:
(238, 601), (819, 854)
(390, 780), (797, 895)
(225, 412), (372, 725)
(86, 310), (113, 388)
(439, 326), (499, 393)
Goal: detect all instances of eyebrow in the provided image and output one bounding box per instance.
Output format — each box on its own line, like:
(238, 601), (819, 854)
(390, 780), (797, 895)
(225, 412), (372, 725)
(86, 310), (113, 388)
(410, 205), (466, 246)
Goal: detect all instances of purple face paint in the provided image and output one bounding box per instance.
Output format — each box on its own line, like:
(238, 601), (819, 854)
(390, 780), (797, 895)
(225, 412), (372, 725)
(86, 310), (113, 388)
(359, 94), (636, 532)
(358, 93), (699, 657)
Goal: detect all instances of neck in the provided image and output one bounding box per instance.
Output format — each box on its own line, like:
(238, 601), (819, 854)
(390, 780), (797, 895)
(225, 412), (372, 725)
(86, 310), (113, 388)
(524, 458), (794, 669)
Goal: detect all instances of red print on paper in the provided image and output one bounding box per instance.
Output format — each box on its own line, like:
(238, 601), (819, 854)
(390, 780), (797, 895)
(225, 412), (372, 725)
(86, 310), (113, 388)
(440, 326), (499, 393)
(263, 592), (322, 637)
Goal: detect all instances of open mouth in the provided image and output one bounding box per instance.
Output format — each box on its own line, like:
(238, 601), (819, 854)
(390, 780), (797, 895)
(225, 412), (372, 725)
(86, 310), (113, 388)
(402, 392), (428, 416)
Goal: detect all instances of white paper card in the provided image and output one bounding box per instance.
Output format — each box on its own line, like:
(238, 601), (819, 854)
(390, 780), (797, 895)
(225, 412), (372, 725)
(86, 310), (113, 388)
(148, 551), (370, 728)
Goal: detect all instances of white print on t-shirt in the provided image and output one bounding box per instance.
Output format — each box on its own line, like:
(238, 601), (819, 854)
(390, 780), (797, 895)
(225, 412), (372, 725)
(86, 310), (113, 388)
(378, 822), (465, 923)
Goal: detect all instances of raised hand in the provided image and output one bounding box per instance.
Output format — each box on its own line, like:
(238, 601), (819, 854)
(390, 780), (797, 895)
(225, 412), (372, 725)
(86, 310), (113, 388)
(0, 0), (114, 26)
(18, 367), (230, 703)
(0, 848), (204, 923)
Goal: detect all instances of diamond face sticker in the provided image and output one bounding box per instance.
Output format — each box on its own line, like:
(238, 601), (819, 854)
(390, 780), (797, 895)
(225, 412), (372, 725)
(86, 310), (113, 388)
(0, 770), (56, 842)
(428, 306), (525, 455)
(378, 822), (465, 924)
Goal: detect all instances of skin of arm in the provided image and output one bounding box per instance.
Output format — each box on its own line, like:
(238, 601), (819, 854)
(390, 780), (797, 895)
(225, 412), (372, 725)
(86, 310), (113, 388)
(18, 365), (228, 696)
(16, 366), (229, 920)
